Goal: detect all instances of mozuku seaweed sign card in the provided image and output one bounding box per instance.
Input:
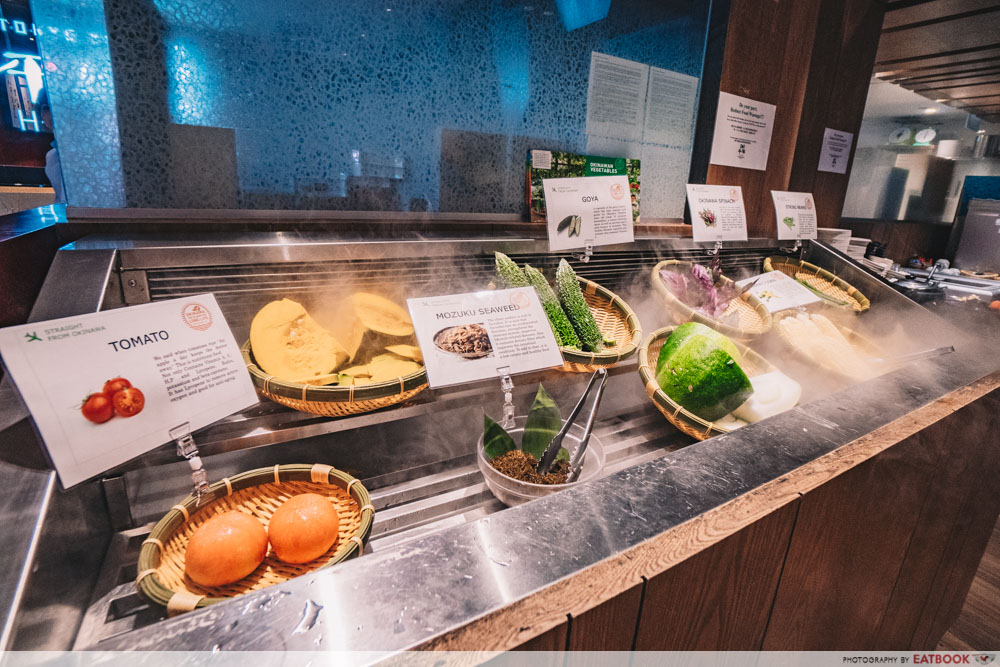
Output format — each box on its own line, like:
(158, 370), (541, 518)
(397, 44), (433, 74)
(0, 294), (257, 487)
(407, 288), (562, 388)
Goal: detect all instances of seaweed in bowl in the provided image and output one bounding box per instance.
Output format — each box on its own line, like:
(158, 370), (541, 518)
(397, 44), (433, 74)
(478, 385), (606, 506)
(433, 323), (493, 359)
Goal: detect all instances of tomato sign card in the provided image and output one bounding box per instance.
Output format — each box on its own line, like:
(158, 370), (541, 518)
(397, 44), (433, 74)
(0, 294), (258, 487)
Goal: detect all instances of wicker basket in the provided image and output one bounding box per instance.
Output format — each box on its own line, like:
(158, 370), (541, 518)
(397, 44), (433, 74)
(559, 277), (642, 372)
(651, 260), (772, 341)
(242, 341), (428, 416)
(771, 311), (882, 382)
(637, 326), (778, 441)
(763, 256), (870, 313)
(136, 463), (374, 615)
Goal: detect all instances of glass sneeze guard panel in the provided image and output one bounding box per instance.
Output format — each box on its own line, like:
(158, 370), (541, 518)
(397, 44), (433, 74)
(31, 0), (709, 217)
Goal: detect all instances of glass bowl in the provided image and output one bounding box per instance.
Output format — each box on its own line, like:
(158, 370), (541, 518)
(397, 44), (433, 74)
(476, 415), (606, 507)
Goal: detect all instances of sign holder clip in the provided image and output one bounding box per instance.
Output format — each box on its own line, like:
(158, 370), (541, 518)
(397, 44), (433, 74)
(171, 422), (208, 503)
(496, 366), (516, 429)
(574, 241), (594, 264)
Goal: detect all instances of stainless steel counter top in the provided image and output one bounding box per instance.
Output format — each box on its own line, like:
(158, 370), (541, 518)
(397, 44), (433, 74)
(90, 343), (998, 653)
(5, 232), (997, 654)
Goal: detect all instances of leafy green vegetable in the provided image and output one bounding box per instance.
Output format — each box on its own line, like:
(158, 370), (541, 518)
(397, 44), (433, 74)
(521, 384), (562, 459)
(796, 278), (852, 307)
(483, 414), (516, 459)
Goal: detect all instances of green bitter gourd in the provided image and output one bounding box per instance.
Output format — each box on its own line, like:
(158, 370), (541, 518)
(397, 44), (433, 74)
(524, 264), (581, 349)
(494, 252), (529, 288)
(555, 259), (604, 352)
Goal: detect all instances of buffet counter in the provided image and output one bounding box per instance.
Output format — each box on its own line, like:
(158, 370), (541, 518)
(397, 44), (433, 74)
(1, 229), (997, 655)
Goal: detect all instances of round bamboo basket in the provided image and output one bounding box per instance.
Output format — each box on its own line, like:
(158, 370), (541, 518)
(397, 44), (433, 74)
(651, 260), (772, 341)
(637, 326), (778, 441)
(559, 277), (642, 373)
(136, 463), (374, 615)
(771, 311), (882, 382)
(763, 256), (870, 313)
(242, 341), (427, 416)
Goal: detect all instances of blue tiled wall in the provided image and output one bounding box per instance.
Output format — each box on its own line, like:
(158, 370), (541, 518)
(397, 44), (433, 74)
(32, 0), (708, 213)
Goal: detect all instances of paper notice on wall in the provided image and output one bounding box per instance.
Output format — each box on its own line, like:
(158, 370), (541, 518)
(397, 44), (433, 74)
(584, 53), (700, 219)
(643, 67), (699, 147)
(0, 295), (258, 488)
(639, 144), (693, 223)
(771, 191), (818, 240)
(817, 128), (854, 174)
(709, 92), (776, 171)
(543, 175), (634, 251)
(585, 52), (649, 143)
(407, 288), (563, 389)
(686, 184), (748, 243)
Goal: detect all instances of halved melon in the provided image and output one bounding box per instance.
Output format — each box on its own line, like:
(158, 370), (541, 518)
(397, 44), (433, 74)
(249, 299), (348, 382)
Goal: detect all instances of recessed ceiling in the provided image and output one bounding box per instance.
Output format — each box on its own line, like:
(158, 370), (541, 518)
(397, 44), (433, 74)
(874, 0), (1000, 123)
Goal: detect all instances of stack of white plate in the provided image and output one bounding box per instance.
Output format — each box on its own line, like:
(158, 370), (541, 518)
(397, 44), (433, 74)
(847, 237), (870, 261)
(817, 227), (852, 253)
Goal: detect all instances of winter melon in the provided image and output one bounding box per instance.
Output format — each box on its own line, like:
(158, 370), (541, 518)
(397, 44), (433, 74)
(655, 324), (753, 421)
(250, 299), (349, 382)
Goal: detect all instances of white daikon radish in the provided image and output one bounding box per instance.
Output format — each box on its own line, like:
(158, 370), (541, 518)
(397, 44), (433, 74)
(732, 371), (802, 423)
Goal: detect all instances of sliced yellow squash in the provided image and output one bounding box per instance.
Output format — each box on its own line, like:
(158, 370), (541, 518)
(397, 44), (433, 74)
(384, 344), (423, 363)
(352, 292), (414, 337)
(250, 299), (348, 382)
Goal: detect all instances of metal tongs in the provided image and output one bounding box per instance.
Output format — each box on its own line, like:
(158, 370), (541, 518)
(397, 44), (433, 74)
(536, 368), (608, 482)
(873, 345), (955, 367)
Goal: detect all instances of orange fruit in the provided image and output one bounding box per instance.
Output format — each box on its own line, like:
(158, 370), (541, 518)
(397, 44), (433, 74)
(185, 511), (267, 587)
(268, 493), (340, 564)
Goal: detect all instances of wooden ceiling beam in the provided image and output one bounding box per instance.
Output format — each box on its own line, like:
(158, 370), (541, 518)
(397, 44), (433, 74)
(876, 41), (1000, 66)
(882, 5), (1000, 33)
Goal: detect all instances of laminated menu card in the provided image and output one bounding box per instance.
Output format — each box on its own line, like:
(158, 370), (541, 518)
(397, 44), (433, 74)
(0, 294), (258, 487)
(407, 288), (562, 388)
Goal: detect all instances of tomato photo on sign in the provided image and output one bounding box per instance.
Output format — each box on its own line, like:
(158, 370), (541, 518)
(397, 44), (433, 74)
(102, 377), (131, 398)
(81, 393), (114, 424)
(111, 387), (145, 418)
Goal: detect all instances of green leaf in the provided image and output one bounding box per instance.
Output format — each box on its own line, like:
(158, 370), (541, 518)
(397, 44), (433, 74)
(483, 414), (516, 459)
(556, 447), (570, 461)
(522, 384), (562, 459)
(796, 278), (852, 307)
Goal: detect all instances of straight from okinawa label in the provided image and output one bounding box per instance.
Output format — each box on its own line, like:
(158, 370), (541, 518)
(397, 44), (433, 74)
(0, 294), (258, 488)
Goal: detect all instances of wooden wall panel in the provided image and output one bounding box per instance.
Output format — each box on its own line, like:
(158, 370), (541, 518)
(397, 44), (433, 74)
(707, 0), (821, 235)
(706, 0), (886, 235)
(839, 219), (952, 261)
(514, 622), (568, 652)
(634, 501), (799, 650)
(566, 582), (643, 651)
(762, 424), (943, 650)
(876, 391), (1000, 649)
(805, 0), (887, 229)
